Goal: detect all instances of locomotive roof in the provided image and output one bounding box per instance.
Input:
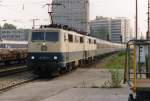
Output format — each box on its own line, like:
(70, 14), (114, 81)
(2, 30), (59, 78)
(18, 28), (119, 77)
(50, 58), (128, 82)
(33, 24), (124, 46)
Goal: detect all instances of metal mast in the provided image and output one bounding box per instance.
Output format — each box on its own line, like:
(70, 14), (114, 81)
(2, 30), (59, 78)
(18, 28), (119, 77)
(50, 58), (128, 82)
(31, 19), (39, 29)
(147, 0), (150, 78)
(147, 0), (150, 39)
(135, 0), (138, 39)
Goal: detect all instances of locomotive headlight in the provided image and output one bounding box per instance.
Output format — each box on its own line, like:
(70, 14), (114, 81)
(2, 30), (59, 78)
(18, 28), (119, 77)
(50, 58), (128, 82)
(43, 43), (46, 46)
(54, 56), (58, 60)
(31, 56), (35, 60)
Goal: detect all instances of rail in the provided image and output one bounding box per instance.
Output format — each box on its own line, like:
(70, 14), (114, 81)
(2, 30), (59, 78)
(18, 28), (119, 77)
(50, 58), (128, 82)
(0, 66), (27, 77)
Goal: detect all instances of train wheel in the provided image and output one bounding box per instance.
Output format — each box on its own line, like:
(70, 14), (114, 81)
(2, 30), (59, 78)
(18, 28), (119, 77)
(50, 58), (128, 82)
(67, 63), (72, 72)
(128, 94), (135, 101)
(60, 67), (66, 74)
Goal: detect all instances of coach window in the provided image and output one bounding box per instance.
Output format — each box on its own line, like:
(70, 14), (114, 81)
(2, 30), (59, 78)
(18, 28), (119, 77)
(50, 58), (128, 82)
(68, 34), (73, 43)
(80, 37), (84, 43)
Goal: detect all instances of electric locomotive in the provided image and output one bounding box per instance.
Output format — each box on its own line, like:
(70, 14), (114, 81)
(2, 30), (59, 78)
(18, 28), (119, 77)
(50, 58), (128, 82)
(27, 26), (124, 76)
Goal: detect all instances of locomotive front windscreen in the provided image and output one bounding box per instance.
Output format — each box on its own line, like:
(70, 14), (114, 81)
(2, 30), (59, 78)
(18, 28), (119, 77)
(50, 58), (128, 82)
(32, 32), (44, 41)
(32, 32), (59, 42)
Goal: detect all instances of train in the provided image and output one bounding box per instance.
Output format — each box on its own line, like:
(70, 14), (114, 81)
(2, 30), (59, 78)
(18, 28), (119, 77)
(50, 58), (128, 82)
(0, 40), (28, 66)
(27, 25), (125, 76)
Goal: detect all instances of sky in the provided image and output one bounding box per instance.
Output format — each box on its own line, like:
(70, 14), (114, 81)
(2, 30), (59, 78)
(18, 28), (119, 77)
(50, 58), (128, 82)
(0, 0), (148, 35)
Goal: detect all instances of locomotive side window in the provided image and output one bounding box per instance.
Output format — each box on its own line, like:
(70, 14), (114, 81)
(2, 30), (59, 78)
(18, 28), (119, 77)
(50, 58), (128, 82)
(68, 34), (73, 42)
(80, 37), (84, 43)
(94, 40), (96, 44)
(32, 32), (44, 41)
(89, 39), (91, 44)
(45, 32), (59, 42)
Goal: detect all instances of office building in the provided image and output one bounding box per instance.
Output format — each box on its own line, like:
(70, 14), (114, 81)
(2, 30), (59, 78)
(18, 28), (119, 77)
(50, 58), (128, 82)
(111, 18), (131, 43)
(51, 0), (90, 33)
(90, 16), (111, 40)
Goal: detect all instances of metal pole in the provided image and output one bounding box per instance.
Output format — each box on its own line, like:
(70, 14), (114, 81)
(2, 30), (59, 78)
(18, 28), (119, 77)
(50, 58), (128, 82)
(147, 0), (150, 78)
(31, 19), (39, 29)
(135, 0), (138, 39)
(49, 12), (53, 25)
(45, 3), (62, 25)
(147, 0), (150, 39)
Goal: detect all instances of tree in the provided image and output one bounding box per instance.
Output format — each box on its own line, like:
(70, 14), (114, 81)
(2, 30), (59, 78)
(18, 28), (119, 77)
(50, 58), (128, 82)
(3, 23), (16, 29)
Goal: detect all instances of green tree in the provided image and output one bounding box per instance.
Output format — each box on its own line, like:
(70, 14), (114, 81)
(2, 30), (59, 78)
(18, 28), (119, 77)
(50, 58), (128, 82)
(3, 23), (16, 29)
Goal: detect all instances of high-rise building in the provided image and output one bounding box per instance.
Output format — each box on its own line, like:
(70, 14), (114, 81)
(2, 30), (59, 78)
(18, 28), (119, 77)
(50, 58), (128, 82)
(90, 16), (131, 43)
(111, 18), (131, 43)
(90, 16), (111, 40)
(51, 0), (90, 33)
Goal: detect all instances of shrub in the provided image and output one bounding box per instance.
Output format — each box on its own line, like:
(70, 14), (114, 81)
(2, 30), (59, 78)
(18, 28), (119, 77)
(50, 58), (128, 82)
(101, 69), (123, 88)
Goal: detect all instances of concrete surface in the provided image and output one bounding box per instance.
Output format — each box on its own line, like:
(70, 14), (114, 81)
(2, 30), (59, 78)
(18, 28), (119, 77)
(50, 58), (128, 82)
(0, 69), (129, 101)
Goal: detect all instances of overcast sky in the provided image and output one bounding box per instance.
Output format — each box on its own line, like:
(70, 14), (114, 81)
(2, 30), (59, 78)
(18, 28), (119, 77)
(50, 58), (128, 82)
(0, 0), (148, 35)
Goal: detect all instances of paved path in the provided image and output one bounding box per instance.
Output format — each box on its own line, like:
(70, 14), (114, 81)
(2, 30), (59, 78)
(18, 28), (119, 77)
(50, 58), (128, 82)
(0, 69), (129, 101)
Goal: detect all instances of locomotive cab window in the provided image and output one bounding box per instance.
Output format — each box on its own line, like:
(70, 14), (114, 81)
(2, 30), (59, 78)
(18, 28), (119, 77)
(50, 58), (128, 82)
(32, 32), (44, 41)
(31, 31), (59, 42)
(45, 32), (59, 42)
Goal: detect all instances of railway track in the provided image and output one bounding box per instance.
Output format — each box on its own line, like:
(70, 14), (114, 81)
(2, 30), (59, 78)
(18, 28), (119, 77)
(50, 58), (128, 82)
(0, 64), (86, 93)
(0, 65), (38, 93)
(0, 71), (37, 93)
(0, 52), (121, 93)
(0, 66), (28, 77)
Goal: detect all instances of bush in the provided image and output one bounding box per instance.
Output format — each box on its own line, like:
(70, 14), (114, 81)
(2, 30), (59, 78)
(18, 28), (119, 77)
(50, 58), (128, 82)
(110, 69), (123, 88)
(101, 69), (123, 88)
